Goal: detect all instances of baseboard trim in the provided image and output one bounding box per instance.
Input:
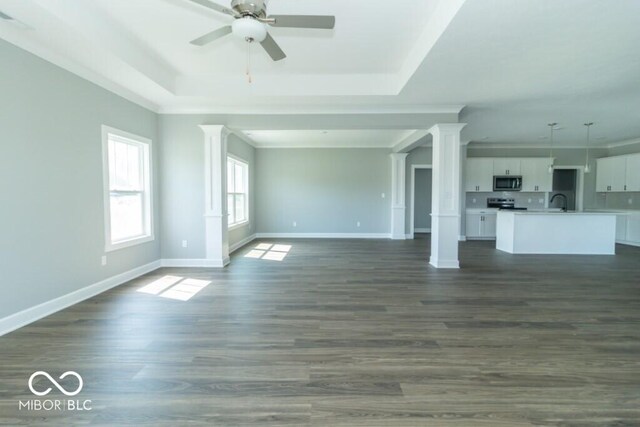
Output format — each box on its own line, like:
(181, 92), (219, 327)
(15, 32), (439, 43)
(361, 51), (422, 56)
(0, 260), (161, 337)
(160, 258), (229, 268)
(255, 233), (391, 239)
(414, 228), (431, 233)
(617, 239), (640, 248)
(229, 234), (257, 253)
(466, 237), (496, 241)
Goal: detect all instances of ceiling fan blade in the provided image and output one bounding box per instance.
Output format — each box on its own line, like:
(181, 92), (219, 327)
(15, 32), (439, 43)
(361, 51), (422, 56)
(190, 26), (232, 46)
(187, 0), (238, 17)
(260, 33), (286, 61)
(268, 15), (335, 29)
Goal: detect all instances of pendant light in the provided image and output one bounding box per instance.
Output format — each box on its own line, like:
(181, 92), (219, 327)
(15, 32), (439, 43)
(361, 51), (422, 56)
(547, 122), (557, 174)
(584, 122), (593, 173)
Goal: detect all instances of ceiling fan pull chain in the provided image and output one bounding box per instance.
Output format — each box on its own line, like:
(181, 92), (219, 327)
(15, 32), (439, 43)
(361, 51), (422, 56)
(246, 41), (252, 84)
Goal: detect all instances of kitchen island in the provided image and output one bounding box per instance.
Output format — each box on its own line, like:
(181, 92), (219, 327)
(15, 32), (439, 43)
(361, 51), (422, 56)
(496, 211), (617, 255)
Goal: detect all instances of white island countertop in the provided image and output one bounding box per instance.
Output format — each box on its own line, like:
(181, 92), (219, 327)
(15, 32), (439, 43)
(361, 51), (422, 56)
(496, 210), (617, 255)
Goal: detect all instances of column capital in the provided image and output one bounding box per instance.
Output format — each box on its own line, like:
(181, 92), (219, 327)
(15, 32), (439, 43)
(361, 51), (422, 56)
(427, 123), (467, 135)
(199, 125), (231, 138)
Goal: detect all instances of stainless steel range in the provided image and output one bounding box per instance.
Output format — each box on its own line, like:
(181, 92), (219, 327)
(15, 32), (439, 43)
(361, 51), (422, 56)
(487, 198), (527, 210)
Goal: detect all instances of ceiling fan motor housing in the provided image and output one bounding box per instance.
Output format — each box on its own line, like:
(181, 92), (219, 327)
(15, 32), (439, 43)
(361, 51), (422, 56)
(231, 0), (267, 18)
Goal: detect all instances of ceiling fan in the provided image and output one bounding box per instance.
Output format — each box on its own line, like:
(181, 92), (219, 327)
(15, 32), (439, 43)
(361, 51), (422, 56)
(187, 0), (335, 61)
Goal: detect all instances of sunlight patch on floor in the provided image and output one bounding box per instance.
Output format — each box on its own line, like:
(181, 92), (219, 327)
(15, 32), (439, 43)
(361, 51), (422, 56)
(244, 243), (292, 262)
(137, 276), (211, 301)
(137, 275), (183, 295)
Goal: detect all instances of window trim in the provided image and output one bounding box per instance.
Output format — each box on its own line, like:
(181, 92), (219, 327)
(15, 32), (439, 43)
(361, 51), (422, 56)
(227, 154), (250, 230)
(102, 125), (155, 252)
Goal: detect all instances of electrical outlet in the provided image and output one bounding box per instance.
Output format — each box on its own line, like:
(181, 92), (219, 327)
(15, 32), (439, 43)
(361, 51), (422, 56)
(182, 240), (188, 248)
(629, 198), (633, 205)
(528, 198), (532, 203)
(472, 198), (477, 203)
(357, 221), (361, 227)
(101, 256), (107, 266)
(381, 193), (386, 199)
(293, 221), (297, 228)
(539, 199), (544, 204)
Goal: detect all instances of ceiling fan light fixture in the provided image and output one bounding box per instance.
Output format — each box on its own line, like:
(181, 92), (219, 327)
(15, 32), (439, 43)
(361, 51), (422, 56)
(232, 17), (267, 42)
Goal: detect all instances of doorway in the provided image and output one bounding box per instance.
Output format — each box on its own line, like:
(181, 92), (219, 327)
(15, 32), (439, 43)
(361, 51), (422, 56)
(410, 165), (433, 239)
(550, 168), (581, 211)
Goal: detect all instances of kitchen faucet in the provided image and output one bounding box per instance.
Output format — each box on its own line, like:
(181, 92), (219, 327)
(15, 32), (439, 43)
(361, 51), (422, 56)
(550, 193), (568, 212)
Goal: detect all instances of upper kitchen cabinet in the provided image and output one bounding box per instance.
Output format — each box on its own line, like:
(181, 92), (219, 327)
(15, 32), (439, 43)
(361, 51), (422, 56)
(521, 158), (553, 192)
(493, 159), (521, 176)
(465, 158), (494, 192)
(625, 153), (640, 192)
(597, 156), (628, 192)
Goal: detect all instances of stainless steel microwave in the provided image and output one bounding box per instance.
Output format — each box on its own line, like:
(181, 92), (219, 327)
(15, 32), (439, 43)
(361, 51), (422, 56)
(493, 176), (522, 191)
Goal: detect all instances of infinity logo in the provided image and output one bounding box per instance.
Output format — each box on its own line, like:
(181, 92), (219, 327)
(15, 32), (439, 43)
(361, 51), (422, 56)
(28, 371), (83, 397)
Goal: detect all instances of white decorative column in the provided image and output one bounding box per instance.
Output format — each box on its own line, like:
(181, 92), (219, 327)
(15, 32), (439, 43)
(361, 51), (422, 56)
(390, 153), (409, 240)
(200, 125), (230, 268)
(429, 123), (466, 268)
(459, 141), (470, 241)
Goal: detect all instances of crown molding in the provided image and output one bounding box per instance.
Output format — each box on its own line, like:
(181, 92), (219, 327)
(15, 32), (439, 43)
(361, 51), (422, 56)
(157, 104), (465, 116)
(607, 138), (640, 149)
(229, 130), (257, 148)
(468, 143), (610, 150)
(253, 145), (394, 149)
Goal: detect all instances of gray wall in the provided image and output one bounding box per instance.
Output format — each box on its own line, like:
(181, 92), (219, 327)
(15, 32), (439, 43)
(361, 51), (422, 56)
(404, 147), (433, 234)
(0, 39), (159, 319)
(414, 169), (432, 230)
(228, 134), (256, 246)
(255, 149), (391, 234)
(158, 115), (256, 259)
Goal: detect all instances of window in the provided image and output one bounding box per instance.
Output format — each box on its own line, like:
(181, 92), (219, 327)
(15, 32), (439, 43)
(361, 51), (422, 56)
(227, 156), (249, 228)
(102, 126), (153, 251)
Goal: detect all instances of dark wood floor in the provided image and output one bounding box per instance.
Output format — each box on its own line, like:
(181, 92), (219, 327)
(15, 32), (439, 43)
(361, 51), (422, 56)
(1, 237), (640, 426)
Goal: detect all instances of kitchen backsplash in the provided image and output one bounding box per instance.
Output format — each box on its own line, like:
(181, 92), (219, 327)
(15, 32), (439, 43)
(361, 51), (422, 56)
(604, 192), (640, 210)
(465, 192), (547, 209)
(465, 192), (640, 211)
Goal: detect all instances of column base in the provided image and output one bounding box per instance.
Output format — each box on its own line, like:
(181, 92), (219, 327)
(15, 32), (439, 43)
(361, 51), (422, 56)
(429, 257), (460, 269)
(430, 214), (460, 269)
(207, 257), (231, 268)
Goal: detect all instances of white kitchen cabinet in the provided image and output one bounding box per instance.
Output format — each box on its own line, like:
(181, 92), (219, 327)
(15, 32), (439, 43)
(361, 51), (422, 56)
(616, 215), (628, 242)
(466, 211), (497, 239)
(465, 158), (494, 192)
(493, 159), (521, 176)
(625, 154), (640, 192)
(626, 213), (640, 244)
(521, 158), (553, 192)
(597, 156), (627, 192)
(483, 213), (497, 237)
(596, 157), (614, 192)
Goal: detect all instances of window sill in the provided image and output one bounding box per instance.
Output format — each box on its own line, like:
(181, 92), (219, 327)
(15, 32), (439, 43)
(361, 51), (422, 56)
(228, 221), (250, 232)
(105, 234), (155, 253)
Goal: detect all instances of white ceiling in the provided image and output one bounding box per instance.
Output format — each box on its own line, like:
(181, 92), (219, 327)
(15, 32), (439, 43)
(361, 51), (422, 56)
(242, 129), (418, 148)
(1, 0), (639, 148)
